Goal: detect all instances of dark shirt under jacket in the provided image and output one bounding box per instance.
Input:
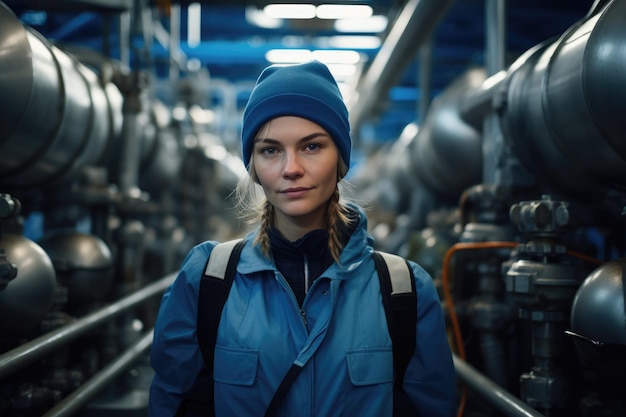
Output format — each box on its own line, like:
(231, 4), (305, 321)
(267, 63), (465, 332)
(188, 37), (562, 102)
(268, 228), (333, 306)
(268, 209), (359, 306)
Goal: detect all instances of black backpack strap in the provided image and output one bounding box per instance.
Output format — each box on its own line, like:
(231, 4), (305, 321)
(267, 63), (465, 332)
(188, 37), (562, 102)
(372, 251), (417, 390)
(263, 363), (303, 417)
(194, 238), (245, 414)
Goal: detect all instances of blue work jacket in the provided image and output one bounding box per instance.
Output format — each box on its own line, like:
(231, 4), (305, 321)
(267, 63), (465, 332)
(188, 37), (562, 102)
(148, 205), (456, 417)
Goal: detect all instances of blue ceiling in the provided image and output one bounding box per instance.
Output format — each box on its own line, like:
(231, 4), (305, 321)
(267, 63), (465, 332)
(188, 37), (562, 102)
(6, 0), (593, 142)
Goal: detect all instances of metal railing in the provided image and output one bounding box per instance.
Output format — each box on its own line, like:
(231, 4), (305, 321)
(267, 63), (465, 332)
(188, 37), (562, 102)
(453, 354), (546, 417)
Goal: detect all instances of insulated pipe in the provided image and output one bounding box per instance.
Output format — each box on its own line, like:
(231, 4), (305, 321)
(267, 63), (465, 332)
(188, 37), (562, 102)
(0, 2), (123, 188)
(500, 0), (626, 196)
(348, 0), (455, 133)
(411, 68), (485, 201)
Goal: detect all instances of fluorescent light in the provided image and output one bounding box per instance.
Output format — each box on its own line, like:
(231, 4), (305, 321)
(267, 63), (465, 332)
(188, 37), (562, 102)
(326, 63), (358, 78)
(264, 4), (316, 19)
(266, 48), (363, 65)
(312, 49), (361, 65)
(245, 6), (283, 29)
(335, 15), (388, 33)
(265, 49), (313, 63)
(326, 35), (381, 49)
(337, 82), (353, 101)
(187, 3), (201, 48)
(316, 4), (373, 19)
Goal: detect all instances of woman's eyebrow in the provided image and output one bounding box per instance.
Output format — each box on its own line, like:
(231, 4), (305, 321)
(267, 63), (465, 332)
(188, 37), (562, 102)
(254, 132), (329, 145)
(254, 137), (279, 145)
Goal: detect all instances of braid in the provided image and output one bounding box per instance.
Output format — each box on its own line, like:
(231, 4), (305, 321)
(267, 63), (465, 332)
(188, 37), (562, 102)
(327, 187), (350, 263)
(254, 199), (274, 258)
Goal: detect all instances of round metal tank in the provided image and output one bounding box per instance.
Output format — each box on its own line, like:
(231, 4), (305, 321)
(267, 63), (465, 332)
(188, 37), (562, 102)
(570, 259), (626, 346)
(501, 1), (626, 196)
(412, 68), (485, 202)
(0, 234), (57, 336)
(0, 3), (123, 187)
(569, 259), (626, 384)
(38, 231), (114, 310)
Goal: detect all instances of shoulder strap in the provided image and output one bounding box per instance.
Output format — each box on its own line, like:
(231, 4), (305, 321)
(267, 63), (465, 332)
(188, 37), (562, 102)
(197, 238), (245, 409)
(372, 251), (417, 390)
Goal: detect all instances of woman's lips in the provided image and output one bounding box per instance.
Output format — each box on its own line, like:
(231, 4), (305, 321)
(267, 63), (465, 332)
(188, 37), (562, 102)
(281, 187), (311, 197)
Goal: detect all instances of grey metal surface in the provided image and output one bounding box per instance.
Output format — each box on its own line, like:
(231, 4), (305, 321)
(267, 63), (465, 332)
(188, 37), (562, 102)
(0, 234), (57, 336)
(501, 0), (626, 195)
(0, 2), (123, 187)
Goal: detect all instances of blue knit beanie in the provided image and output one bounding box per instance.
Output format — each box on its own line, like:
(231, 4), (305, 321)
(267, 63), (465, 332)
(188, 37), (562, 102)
(242, 60), (351, 171)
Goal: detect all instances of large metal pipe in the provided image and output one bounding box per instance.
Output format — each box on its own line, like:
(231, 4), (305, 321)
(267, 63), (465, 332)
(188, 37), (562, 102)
(41, 330), (153, 417)
(0, 273), (174, 380)
(500, 0), (626, 196)
(348, 0), (455, 133)
(0, 2), (123, 188)
(453, 354), (546, 417)
(411, 68), (485, 201)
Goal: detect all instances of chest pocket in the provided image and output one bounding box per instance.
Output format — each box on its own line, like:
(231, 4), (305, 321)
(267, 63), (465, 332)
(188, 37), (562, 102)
(213, 345), (258, 385)
(346, 347), (394, 386)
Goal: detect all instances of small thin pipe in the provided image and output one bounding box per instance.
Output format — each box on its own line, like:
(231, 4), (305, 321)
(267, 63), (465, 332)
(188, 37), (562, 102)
(453, 354), (546, 417)
(0, 273), (175, 380)
(41, 330), (154, 417)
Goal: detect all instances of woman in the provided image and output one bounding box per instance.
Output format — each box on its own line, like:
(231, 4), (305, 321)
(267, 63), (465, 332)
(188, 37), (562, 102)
(148, 60), (456, 417)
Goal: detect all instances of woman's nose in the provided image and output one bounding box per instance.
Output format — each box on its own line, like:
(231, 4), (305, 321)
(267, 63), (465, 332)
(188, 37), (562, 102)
(282, 152), (304, 178)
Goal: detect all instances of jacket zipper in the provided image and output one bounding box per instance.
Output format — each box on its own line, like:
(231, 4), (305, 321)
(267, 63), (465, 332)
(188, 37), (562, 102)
(302, 255), (309, 326)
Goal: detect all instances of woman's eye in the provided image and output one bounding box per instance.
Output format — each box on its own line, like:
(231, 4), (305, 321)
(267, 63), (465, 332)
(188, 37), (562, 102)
(305, 143), (320, 151)
(261, 147), (278, 155)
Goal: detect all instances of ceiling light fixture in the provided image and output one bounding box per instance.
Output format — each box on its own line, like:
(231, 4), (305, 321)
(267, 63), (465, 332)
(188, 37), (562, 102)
(245, 6), (283, 29)
(266, 49), (362, 66)
(316, 4), (373, 19)
(312, 49), (361, 64)
(187, 2), (201, 48)
(265, 49), (313, 63)
(263, 4), (316, 19)
(334, 15), (388, 33)
(325, 35), (381, 49)
(262, 4), (373, 20)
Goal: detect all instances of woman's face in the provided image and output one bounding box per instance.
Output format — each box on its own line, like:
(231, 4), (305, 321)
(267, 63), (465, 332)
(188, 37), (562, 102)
(253, 116), (339, 236)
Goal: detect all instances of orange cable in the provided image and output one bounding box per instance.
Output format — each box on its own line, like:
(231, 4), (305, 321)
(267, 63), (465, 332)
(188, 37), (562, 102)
(441, 241), (519, 417)
(566, 249), (604, 266)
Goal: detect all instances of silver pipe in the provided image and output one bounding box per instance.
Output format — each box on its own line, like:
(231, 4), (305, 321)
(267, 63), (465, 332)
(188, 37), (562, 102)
(418, 36), (433, 122)
(41, 330), (153, 417)
(485, 0), (506, 76)
(170, 3), (181, 82)
(458, 70), (506, 130)
(118, 11), (131, 70)
(453, 354), (546, 417)
(0, 273), (175, 380)
(348, 0), (455, 134)
(482, 0), (506, 184)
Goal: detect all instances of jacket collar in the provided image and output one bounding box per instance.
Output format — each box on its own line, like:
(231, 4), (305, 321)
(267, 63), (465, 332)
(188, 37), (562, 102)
(236, 203), (373, 281)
